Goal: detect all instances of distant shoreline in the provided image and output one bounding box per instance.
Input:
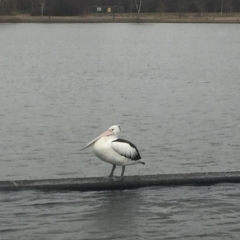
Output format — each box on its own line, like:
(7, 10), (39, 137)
(1, 14), (240, 24)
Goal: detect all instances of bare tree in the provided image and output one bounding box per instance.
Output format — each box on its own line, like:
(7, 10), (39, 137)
(40, 0), (44, 17)
(194, 0), (205, 16)
(221, 0), (224, 16)
(30, 0), (33, 13)
(130, 0), (133, 15)
(199, 0), (205, 16)
(0, 0), (13, 15)
(157, 0), (166, 15)
(179, 0), (186, 19)
(225, 0), (233, 16)
(135, 0), (142, 22)
(135, 0), (154, 22)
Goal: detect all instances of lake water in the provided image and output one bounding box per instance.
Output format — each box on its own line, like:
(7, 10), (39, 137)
(0, 23), (240, 239)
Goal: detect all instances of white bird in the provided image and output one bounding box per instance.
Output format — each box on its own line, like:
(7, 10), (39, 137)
(82, 125), (145, 180)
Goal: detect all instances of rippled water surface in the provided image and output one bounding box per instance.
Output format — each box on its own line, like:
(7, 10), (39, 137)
(1, 185), (240, 240)
(0, 23), (240, 239)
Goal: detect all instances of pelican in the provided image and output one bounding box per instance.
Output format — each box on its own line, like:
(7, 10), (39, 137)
(82, 125), (145, 180)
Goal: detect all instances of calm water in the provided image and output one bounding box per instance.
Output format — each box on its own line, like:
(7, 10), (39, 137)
(0, 23), (240, 239)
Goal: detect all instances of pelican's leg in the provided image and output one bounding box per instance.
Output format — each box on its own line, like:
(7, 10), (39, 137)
(113, 166), (125, 181)
(121, 166), (125, 178)
(104, 165), (116, 179)
(109, 164), (116, 178)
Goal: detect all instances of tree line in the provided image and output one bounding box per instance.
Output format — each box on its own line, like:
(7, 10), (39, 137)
(1, 0), (240, 16)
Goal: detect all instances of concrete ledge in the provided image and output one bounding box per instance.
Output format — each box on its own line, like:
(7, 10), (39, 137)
(1, 171), (240, 191)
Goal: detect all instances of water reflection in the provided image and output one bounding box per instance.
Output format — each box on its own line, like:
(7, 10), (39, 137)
(86, 190), (142, 238)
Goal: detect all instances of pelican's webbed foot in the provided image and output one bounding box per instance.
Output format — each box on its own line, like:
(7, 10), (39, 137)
(112, 176), (124, 181)
(104, 175), (114, 180)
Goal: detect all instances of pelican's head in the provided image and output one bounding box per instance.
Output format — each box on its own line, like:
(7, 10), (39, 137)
(82, 125), (121, 150)
(108, 125), (121, 138)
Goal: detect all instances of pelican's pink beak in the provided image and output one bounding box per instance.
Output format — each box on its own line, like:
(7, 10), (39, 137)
(82, 129), (113, 150)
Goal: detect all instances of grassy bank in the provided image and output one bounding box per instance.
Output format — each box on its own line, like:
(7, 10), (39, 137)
(0, 13), (240, 23)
